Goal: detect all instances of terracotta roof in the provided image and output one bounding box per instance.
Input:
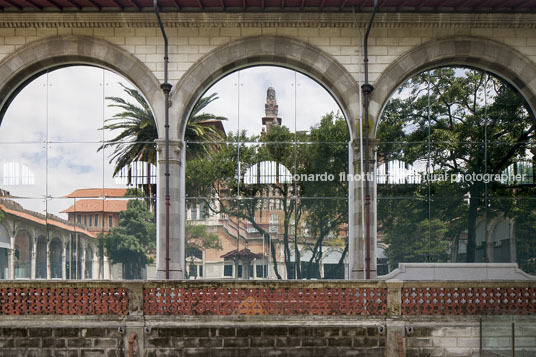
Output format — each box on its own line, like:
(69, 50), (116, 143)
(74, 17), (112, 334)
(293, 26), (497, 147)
(221, 248), (265, 261)
(61, 199), (129, 213)
(0, 201), (96, 238)
(64, 188), (128, 198)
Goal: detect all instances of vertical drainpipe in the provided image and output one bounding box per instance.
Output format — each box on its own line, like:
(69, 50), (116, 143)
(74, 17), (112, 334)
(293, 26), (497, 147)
(362, 0), (378, 279)
(154, 0), (172, 279)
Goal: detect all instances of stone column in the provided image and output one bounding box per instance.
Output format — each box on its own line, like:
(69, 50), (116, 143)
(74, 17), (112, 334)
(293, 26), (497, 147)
(155, 139), (184, 279)
(30, 236), (37, 279)
(46, 238), (51, 279)
(8, 234), (15, 279)
(80, 243), (86, 280)
(61, 238), (67, 280)
(349, 140), (377, 279)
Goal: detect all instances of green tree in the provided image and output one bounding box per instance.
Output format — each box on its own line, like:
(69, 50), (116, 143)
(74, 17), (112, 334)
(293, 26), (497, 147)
(378, 67), (535, 267)
(186, 113), (350, 279)
(296, 112), (349, 278)
(99, 199), (155, 279)
(185, 222), (222, 251)
(98, 85), (226, 199)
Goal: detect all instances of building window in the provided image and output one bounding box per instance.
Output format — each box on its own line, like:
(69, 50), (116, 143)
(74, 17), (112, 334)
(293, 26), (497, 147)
(88, 216), (91, 227)
(191, 201), (197, 220)
(256, 264), (268, 278)
(223, 265), (233, 277)
(94, 215), (98, 227)
(237, 264), (243, 278)
(77, 215), (81, 224)
(109, 215), (113, 228)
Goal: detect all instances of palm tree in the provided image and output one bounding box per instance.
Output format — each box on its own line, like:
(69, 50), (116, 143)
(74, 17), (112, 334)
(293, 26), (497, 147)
(99, 83), (226, 198)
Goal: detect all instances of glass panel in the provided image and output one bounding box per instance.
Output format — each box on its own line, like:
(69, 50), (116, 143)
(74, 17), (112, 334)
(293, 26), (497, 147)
(429, 195), (467, 263)
(488, 197), (536, 273)
(487, 142), (535, 198)
(377, 142), (428, 198)
(186, 142), (238, 199)
(296, 142), (348, 198)
(296, 72), (341, 142)
(240, 142), (296, 198)
(298, 198), (348, 279)
(235, 198), (283, 280)
(0, 143), (46, 199)
(47, 142), (104, 199)
(237, 67), (296, 139)
(185, 66), (350, 280)
(0, 73), (47, 143)
(186, 198), (236, 279)
(196, 72), (239, 141)
(105, 197), (153, 279)
(103, 145), (157, 194)
(7, 198), (46, 279)
(378, 198), (429, 270)
(48, 234), (64, 280)
(48, 66), (105, 143)
(102, 71), (139, 143)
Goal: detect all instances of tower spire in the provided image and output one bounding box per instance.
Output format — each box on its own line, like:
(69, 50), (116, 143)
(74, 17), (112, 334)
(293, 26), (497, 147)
(262, 87), (282, 132)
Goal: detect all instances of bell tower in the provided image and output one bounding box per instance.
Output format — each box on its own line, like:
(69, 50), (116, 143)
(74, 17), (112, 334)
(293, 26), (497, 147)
(262, 87), (282, 132)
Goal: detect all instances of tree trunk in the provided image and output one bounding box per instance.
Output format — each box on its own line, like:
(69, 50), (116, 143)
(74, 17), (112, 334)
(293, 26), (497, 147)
(268, 234), (282, 280)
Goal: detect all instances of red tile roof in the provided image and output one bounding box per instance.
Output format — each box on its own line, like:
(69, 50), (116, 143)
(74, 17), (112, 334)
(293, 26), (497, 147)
(0, 201), (96, 238)
(65, 188), (128, 198)
(61, 199), (129, 213)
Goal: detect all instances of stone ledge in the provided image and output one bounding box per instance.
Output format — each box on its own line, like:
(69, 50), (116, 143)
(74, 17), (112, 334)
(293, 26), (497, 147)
(0, 13), (535, 29)
(379, 263), (536, 281)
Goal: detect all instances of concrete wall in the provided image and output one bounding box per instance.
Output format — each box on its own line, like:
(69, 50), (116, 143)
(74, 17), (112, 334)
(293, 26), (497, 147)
(0, 280), (535, 356)
(2, 13), (535, 91)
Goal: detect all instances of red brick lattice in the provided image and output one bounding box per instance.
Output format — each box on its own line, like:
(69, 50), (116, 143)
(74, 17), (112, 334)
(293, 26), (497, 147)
(143, 287), (387, 315)
(401, 287), (536, 315)
(0, 288), (129, 315)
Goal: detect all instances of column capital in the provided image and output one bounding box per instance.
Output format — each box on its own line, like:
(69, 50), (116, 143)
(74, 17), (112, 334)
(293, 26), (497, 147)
(155, 139), (183, 164)
(155, 139), (183, 150)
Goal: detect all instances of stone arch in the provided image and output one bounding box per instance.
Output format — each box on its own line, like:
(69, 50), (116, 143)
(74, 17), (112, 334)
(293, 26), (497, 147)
(371, 36), (536, 135)
(0, 35), (164, 135)
(14, 229), (31, 279)
(49, 237), (63, 279)
(160, 35), (361, 279)
(85, 244), (95, 279)
(35, 235), (47, 279)
(170, 35), (360, 141)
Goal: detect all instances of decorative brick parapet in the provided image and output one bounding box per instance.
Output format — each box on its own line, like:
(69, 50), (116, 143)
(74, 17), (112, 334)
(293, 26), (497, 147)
(0, 280), (535, 317)
(402, 287), (536, 316)
(0, 284), (130, 316)
(143, 286), (387, 316)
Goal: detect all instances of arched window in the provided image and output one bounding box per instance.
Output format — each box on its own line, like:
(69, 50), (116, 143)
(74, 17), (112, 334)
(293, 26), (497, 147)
(185, 66), (350, 280)
(377, 67), (536, 275)
(0, 65), (157, 280)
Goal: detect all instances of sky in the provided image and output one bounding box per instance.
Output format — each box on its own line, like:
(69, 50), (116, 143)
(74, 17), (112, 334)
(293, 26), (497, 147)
(0, 65), (342, 217)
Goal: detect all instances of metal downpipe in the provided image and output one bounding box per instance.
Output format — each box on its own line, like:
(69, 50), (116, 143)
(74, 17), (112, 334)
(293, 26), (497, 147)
(362, 0), (378, 280)
(154, 0), (172, 280)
